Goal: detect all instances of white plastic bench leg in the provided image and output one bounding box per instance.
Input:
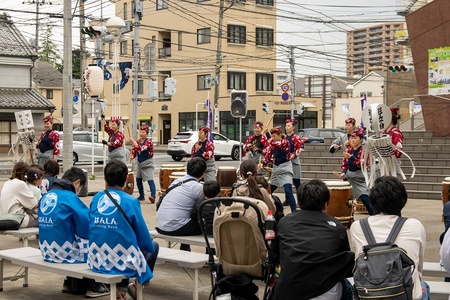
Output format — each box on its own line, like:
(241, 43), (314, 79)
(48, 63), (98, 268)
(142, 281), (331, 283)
(193, 268), (198, 300)
(109, 283), (116, 300)
(136, 283), (143, 300)
(23, 238), (29, 247)
(23, 266), (28, 287)
(0, 259), (3, 291)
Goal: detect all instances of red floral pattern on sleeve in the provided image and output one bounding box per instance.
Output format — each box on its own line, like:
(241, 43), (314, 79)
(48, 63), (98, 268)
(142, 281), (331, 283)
(131, 138), (154, 159)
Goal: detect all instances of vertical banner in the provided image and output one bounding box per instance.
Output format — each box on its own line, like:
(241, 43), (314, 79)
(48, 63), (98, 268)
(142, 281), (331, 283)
(119, 62), (133, 90)
(206, 93), (214, 142)
(360, 94), (367, 129)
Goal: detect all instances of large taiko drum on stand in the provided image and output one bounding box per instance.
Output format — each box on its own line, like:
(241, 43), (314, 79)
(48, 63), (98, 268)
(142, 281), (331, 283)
(324, 181), (354, 229)
(123, 171), (135, 195)
(160, 164), (186, 192)
(442, 177), (450, 221)
(169, 171), (187, 187)
(216, 166), (237, 189)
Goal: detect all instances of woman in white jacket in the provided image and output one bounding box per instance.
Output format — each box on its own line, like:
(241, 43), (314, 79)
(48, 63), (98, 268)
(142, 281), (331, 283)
(0, 162), (38, 227)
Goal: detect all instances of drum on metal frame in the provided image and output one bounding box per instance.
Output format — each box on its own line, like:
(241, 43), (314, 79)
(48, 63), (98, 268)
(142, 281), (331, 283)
(123, 171), (135, 195)
(168, 171), (187, 187)
(324, 180), (354, 228)
(216, 166), (238, 189)
(159, 164), (186, 192)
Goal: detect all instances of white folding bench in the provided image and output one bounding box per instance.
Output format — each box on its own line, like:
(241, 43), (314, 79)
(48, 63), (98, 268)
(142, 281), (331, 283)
(0, 227), (39, 247)
(150, 229), (216, 249)
(0, 247), (144, 300)
(157, 247), (213, 300)
(422, 262), (450, 278)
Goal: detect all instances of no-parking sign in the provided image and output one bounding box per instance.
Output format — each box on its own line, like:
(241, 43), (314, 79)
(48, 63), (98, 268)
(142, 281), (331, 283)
(281, 83), (290, 92)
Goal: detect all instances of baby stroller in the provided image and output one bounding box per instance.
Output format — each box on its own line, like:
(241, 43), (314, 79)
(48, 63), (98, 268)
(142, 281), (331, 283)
(198, 197), (277, 300)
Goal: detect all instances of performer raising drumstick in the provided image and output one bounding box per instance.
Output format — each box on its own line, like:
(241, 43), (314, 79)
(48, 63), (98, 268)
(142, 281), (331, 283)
(101, 114), (126, 164)
(339, 129), (375, 215)
(382, 107), (403, 159)
(329, 117), (358, 154)
(259, 126), (296, 212)
(191, 126), (216, 182)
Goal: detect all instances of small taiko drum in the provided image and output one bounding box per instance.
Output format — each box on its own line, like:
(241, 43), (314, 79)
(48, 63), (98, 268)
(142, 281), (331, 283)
(442, 177), (450, 221)
(324, 180), (354, 228)
(123, 171), (134, 195)
(160, 164), (185, 192)
(169, 171), (187, 187)
(216, 166), (237, 189)
(442, 177), (450, 205)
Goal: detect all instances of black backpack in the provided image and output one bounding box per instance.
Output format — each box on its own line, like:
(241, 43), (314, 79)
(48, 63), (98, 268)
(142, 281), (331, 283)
(353, 217), (415, 300)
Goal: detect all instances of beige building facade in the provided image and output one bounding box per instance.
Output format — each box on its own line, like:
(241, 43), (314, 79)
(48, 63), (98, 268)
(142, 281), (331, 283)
(346, 22), (408, 77)
(97, 0), (284, 144)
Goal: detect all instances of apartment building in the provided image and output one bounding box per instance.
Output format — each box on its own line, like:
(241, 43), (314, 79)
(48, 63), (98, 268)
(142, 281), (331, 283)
(101, 0), (281, 144)
(346, 23), (408, 77)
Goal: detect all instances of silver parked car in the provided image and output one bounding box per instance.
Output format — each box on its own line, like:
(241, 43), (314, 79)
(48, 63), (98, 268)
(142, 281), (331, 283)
(167, 131), (242, 161)
(57, 131), (129, 164)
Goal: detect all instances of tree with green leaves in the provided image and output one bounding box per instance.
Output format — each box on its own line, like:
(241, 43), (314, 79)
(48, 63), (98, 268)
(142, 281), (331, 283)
(72, 48), (91, 79)
(39, 23), (63, 72)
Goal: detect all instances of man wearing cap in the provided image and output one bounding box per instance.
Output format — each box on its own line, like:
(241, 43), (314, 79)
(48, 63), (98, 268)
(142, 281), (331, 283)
(129, 125), (156, 203)
(382, 107), (403, 159)
(339, 129), (375, 215)
(243, 121), (269, 164)
(36, 115), (60, 167)
(101, 115), (126, 164)
(259, 126), (296, 212)
(191, 126), (216, 182)
(329, 117), (357, 154)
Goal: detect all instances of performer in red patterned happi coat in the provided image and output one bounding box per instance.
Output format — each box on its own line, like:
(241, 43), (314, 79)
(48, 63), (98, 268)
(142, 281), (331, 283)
(36, 115), (60, 167)
(130, 125), (156, 203)
(101, 115), (126, 164)
(191, 126), (216, 182)
(382, 107), (404, 159)
(339, 129), (375, 215)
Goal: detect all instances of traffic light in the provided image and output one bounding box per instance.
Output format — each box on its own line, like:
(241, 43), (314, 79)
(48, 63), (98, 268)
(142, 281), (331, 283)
(164, 78), (177, 96)
(230, 90), (247, 118)
(148, 81), (158, 99)
(388, 65), (414, 72)
(81, 26), (107, 39)
(262, 102), (269, 114)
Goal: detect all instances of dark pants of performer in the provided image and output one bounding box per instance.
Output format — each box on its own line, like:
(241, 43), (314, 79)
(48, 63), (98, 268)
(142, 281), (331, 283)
(271, 183), (296, 212)
(136, 178), (156, 199)
(360, 194), (376, 215)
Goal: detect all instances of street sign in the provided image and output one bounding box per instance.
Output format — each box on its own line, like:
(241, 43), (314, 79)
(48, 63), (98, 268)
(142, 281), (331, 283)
(73, 95), (79, 103)
(281, 83), (290, 92)
(281, 92), (290, 101)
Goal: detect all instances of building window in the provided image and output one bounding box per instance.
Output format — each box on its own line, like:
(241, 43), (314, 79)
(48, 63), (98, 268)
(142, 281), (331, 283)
(138, 80), (144, 94)
(46, 89), (53, 99)
(197, 75), (212, 90)
(197, 28), (211, 44)
(256, 73), (273, 91)
(197, 0), (209, 2)
(123, 2), (128, 19)
(256, 28), (273, 46)
(360, 91), (372, 97)
(157, 0), (168, 10)
(120, 41), (127, 55)
(227, 72), (246, 90)
(256, 0), (273, 5)
(108, 43), (112, 59)
(227, 25), (246, 44)
(178, 31), (182, 50)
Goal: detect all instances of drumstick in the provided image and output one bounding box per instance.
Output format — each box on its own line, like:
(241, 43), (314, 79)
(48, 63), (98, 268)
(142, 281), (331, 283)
(339, 135), (344, 148)
(267, 113), (276, 126)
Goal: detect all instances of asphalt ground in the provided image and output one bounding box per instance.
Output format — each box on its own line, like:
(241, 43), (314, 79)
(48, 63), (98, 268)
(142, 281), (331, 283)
(0, 156), (447, 300)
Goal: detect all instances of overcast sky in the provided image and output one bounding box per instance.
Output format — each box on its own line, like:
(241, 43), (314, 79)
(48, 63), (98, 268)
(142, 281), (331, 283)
(1, 0), (405, 77)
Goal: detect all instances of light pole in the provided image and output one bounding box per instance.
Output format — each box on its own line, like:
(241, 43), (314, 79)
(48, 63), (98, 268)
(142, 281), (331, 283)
(106, 16), (125, 118)
(195, 102), (206, 131)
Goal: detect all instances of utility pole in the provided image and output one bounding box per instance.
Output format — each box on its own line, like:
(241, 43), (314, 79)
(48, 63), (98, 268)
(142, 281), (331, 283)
(213, 0), (225, 131)
(24, 0), (52, 49)
(289, 46), (295, 118)
(80, 0), (87, 129)
(132, 0), (143, 140)
(63, 0), (73, 171)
